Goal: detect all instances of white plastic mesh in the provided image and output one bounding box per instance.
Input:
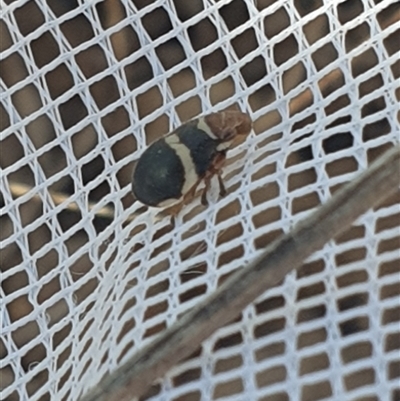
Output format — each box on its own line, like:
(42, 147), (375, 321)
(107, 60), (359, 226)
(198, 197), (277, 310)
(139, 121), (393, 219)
(1, 0), (399, 400)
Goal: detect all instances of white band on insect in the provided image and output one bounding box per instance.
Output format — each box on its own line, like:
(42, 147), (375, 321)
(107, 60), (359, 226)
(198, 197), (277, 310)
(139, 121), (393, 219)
(197, 118), (218, 140)
(165, 134), (200, 196)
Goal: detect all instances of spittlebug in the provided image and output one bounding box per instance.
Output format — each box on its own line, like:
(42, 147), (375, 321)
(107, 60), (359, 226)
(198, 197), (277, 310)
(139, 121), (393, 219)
(131, 110), (252, 215)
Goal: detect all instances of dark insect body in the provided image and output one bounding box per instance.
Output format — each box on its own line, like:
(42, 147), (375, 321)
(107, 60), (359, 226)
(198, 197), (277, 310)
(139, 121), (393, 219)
(131, 110), (252, 215)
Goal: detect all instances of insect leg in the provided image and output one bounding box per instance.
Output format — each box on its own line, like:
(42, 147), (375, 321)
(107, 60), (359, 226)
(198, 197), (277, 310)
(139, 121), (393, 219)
(217, 173), (226, 197)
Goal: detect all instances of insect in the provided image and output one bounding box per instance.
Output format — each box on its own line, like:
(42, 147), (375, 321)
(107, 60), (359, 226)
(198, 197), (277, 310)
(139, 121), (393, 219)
(131, 110), (252, 216)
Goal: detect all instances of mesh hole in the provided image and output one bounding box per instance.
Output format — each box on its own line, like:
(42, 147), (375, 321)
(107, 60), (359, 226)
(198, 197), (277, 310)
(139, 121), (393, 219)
(297, 259), (325, 279)
(254, 318), (286, 338)
(213, 332), (243, 351)
(264, 7), (290, 39)
(141, 7), (173, 40)
(341, 341), (372, 364)
(171, 391), (201, 401)
(45, 64), (74, 100)
(60, 15), (95, 48)
(301, 380), (332, 401)
(256, 365), (287, 388)
(179, 284), (207, 304)
(212, 377), (244, 398)
(14, 1), (44, 36)
(172, 368), (202, 387)
(299, 352), (330, 376)
(213, 355), (243, 374)
(254, 342), (286, 362)
(382, 307), (400, 326)
(303, 14), (329, 44)
(344, 368), (375, 391)
(297, 328), (327, 350)
(297, 305), (326, 324)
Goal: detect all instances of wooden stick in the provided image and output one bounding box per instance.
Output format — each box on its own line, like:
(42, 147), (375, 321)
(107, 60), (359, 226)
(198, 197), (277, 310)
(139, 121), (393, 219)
(80, 145), (400, 401)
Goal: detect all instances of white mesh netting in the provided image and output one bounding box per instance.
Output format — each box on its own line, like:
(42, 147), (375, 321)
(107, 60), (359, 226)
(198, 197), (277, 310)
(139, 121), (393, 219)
(1, 0), (400, 400)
